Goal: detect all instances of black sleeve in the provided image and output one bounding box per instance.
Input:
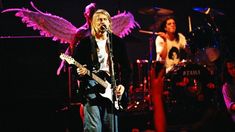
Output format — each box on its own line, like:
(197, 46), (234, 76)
(72, 37), (91, 80)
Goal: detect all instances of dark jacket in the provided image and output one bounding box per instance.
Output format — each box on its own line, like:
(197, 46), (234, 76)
(72, 33), (131, 108)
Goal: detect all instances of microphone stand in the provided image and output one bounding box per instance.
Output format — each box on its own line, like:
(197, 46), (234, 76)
(147, 29), (156, 95)
(106, 32), (118, 132)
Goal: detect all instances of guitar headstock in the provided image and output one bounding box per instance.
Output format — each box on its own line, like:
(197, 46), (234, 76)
(59, 53), (75, 65)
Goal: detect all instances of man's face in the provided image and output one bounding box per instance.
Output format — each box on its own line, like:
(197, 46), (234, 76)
(165, 19), (176, 33)
(93, 13), (110, 33)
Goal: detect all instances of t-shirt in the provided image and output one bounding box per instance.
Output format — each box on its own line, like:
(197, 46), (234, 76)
(96, 39), (109, 73)
(155, 33), (187, 73)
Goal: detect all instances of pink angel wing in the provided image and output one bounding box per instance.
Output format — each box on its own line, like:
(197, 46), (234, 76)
(1, 2), (77, 44)
(111, 11), (140, 38)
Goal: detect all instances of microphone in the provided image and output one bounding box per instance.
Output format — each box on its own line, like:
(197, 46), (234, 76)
(101, 25), (111, 33)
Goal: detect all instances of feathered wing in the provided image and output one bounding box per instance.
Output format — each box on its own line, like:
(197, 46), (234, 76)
(111, 11), (140, 38)
(1, 2), (77, 44)
(2, 2), (140, 75)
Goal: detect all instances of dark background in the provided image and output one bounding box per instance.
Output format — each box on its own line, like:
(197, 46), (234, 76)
(1, 0), (235, 131)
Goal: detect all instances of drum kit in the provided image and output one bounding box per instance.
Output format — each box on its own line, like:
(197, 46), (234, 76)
(127, 5), (225, 118)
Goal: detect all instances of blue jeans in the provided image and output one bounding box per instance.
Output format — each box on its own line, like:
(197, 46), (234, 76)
(83, 80), (118, 132)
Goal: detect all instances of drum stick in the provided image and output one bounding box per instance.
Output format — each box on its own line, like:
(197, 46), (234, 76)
(188, 16), (192, 32)
(139, 30), (159, 35)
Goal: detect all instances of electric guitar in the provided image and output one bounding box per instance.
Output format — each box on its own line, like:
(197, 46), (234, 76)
(59, 53), (121, 110)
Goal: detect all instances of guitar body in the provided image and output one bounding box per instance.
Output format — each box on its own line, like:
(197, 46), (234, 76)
(94, 71), (113, 102)
(60, 53), (121, 110)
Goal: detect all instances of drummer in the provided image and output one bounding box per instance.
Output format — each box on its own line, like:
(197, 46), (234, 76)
(155, 16), (190, 73)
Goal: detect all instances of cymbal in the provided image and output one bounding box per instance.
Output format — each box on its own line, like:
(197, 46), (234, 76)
(148, 16), (168, 31)
(193, 7), (224, 16)
(139, 7), (173, 15)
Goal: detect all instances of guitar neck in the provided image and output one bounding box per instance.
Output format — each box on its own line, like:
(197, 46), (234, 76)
(73, 61), (109, 89)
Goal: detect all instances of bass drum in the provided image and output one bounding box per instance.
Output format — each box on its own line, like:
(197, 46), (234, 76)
(163, 61), (215, 125)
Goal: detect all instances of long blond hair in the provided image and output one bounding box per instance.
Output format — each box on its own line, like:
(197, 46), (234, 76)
(91, 9), (112, 36)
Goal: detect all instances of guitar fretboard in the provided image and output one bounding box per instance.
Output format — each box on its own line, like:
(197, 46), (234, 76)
(73, 61), (108, 89)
